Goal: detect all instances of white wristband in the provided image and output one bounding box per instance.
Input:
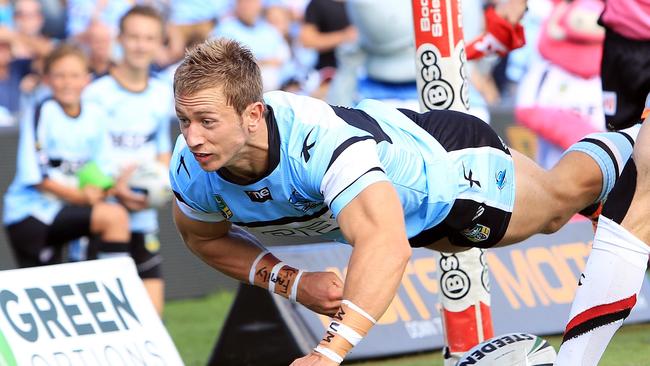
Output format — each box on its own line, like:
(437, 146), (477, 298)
(248, 250), (269, 285)
(268, 261), (286, 293)
(314, 345), (343, 364)
(289, 269), (304, 303)
(342, 300), (377, 324)
(329, 321), (363, 346)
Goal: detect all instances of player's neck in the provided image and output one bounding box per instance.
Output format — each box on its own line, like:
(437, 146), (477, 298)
(111, 63), (149, 93)
(57, 100), (81, 118)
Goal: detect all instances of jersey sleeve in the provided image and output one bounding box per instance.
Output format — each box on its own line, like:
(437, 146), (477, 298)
(293, 125), (390, 218)
(14, 106), (45, 186)
(169, 135), (225, 223)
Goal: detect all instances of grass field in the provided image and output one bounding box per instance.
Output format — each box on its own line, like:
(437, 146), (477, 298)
(165, 291), (650, 366)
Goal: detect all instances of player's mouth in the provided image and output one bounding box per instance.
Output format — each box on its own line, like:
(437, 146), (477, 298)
(192, 152), (212, 163)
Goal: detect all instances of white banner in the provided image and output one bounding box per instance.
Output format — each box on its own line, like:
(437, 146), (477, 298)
(0, 258), (183, 366)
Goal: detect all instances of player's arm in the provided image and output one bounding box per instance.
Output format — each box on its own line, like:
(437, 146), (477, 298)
(293, 182), (412, 366)
(37, 179), (105, 205)
(172, 200), (343, 315)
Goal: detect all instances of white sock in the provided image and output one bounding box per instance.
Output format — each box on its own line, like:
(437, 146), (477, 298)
(555, 216), (649, 366)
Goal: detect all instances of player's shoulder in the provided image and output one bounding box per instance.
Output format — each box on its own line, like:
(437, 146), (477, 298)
(147, 76), (172, 94)
(83, 74), (117, 99)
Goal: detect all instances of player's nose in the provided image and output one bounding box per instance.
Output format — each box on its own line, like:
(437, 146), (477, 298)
(184, 123), (205, 147)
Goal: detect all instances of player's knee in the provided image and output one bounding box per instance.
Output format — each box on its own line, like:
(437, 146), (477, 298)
(92, 202), (129, 231)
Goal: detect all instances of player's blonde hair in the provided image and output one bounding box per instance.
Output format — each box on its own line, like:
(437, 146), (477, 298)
(173, 38), (264, 115)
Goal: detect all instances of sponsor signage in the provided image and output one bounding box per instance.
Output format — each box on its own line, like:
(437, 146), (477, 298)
(0, 258), (183, 365)
(272, 221), (650, 360)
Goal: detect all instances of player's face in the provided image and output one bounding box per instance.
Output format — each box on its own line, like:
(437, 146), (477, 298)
(45, 55), (90, 109)
(176, 87), (249, 172)
(118, 15), (163, 71)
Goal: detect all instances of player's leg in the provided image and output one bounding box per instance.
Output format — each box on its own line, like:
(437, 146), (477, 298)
(129, 232), (165, 316)
(556, 120), (650, 365)
(5, 217), (57, 267)
(88, 202), (131, 258)
(499, 130), (634, 245)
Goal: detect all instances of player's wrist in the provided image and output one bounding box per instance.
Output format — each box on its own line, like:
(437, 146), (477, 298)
(248, 251), (304, 302)
(313, 300), (377, 364)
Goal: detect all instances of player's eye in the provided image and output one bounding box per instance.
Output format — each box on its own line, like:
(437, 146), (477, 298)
(201, 119), (215, 127)
(178, 118), (190, 128)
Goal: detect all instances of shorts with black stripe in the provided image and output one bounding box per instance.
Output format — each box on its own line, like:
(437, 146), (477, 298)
(399, 108), (513, 248)
(601, 27), (650, 130)
(601, 158), (636, 224)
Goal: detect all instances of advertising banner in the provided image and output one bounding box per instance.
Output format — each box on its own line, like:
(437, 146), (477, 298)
(271, 221), (650, 360)
(0, 258), (183, 365)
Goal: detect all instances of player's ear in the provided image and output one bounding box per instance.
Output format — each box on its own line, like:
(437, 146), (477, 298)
(245, 102), (265, 131)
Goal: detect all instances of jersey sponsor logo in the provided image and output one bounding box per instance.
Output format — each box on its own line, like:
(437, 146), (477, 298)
(288, 188), (322, 213)
(258, 218), (339, 237)
(301, 129), (316, 163)
(462, 163), (481, 188)
(176, 154), (190, 178)
(110, 132), (155, 149)
(245, 187), (273, 203)
(461, 223), (491, 243)
(495, 169), (506, 190)
(213, 194), (233, 219)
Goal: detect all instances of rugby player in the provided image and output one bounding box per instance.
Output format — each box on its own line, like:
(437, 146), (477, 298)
(171, 38), (634, 366)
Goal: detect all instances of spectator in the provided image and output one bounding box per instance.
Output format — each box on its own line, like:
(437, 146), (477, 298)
(211, 0), (291, 91)
(83, 5), (173, 316)
(11, 0), (54, 59)
(166, 0), (230, 63)
(300, 0), (356, 97)
(0, 38), (31, 118)
(2, 43), (131, 269)
(515, 0), (606, 169)
(80, 20), (115, 78)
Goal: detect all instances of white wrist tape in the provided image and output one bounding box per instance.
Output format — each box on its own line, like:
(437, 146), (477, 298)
(329, 321), (363, 346)
(314, 345), (343, 364)
(248, 250), (269, 285)
(267, 261), (286, 293)
(289, 269), (304, 302)
(342, 300), (377, 324)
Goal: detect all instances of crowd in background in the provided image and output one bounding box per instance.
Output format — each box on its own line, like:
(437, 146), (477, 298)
(0, 0), (616, 314)
(0, 0), (583, 129)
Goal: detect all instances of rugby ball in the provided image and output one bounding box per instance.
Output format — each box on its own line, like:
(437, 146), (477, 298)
(128, 161), (172, 208)
(456, 333), (556, 366)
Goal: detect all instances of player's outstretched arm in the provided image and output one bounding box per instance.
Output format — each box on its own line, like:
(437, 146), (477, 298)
(172, 200), (344, 315)
(291, 181), (412, 366)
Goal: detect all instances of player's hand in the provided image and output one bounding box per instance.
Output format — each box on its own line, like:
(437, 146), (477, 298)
(114, 165), (148, 211)
(495, 0), (527, 25)
(290, 351), (339, 366)
(81, 185), (105, 205)
(297, 271), (343, 316)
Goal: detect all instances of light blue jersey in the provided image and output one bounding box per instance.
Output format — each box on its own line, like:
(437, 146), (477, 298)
(84, 75), (174, 232)
(3, 99), (112, 226)
(171, 91), (513, 246)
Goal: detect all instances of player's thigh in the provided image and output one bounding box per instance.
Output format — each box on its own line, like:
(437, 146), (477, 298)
(48, 206), (93, 245)
(500, 149), (560, 244)
(5, 216), (51, 267)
